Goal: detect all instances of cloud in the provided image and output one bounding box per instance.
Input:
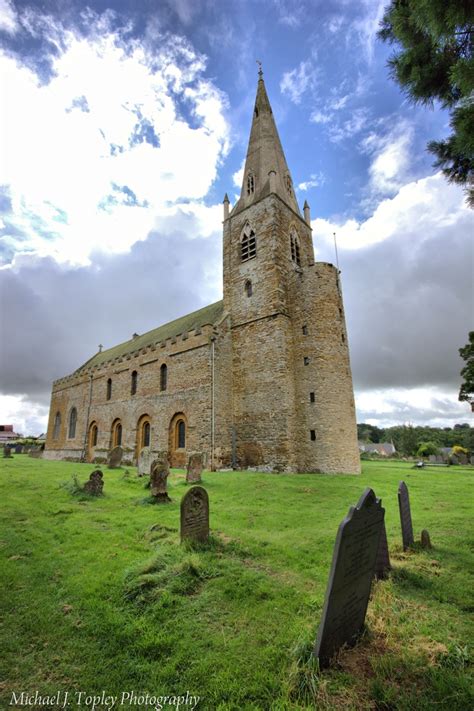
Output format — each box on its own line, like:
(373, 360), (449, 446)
(350, 0), (386, 64)
(328, 108), (370, 143)
(360, 119), (414, 195)
(297, 172), (325, 191)
(0, 9), (230, 266)
(0, 0), (18, 34)
(310, 110), (331, 124)
(313, 174), (473, 405)
(280, 58), (319, 105)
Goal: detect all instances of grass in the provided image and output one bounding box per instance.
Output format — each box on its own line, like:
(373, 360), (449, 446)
(0, 456), (472, 710)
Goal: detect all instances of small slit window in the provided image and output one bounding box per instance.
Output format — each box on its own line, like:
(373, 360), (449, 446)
(286, 174), (292, 195)
(246, 173), (255, 196)
(68, 407), (77, 439)
(241, 223), (256, 262)
(245, 280), (252, 297)
(53, 412), (61, 440)
(131, 370), (138, 395)
(310, 392), (315, 403)
(160, 364), (167, 392)
(302, 324), (308, 335)
(106, 378), (112, 400)
(310, 430), (316, 441)
(304, 357), (310, 366)
(342, 333), (345, 343)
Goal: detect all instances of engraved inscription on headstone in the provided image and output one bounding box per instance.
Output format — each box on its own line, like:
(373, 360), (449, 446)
(180, 486), (209, 543)
(108, 446), (123, 469)
(398, 481), (414, 551)
(150, 451), (171, 503)
(138, 446), (152, 477)
(186, 452), (204, 484)
(374, 519), (391, 580)
(83, 469), (104, 496)
(420, 529), (432, 549)
(314, 488), (385, 668)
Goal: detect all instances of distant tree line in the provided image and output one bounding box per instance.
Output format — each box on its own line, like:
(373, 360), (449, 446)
(357, 422), (473, 456)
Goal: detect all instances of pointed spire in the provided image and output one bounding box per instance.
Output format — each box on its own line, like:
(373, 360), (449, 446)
(223, 193), (230, 220)
(231, 70), (301, 216)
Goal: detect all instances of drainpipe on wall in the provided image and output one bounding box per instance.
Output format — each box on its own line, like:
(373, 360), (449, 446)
(81, 374), (93, 462)
(210, 335), (216, 471)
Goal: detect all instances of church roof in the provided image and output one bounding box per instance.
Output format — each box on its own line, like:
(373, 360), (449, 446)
(231, 71), (301, 216)
(75, 300), (224, 372)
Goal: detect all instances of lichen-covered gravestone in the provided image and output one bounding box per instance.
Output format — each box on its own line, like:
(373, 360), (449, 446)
(107, 446), (123, 469)
(3, 446), (12, 457)
(186, 452), (204, 484)
(83, 470), (104, 496)
(180, 486), (209, 543)
(374, 519), (391, 580)
(314, 488), (385, 668)
(398, 481), (414, 551)
(150, 452), (171, 503)
(138, 446), (152, 477)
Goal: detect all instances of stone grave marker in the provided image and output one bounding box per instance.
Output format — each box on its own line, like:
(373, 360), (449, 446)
(3, 446), (12, 457)
(28, 448), (42, 458)
(314, 488), (385, 668)
(15, 445), (23, 454)
(180, 486), (209, 544)
(107, 445), (123, 469)
(398, 481), (414, 551)
(83, 470), (104, 496)
(420, 529), (432, 549)
(374, 519), (391, 580)
(186, 452), (204, 484)
(150, 451), (171, 502)
(138, 446), (152, 477)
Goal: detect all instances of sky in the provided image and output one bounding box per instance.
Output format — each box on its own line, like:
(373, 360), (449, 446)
(0, 0), (472, 437)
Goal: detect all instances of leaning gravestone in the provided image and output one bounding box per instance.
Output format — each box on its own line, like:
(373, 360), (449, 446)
(374, 519), (391, 580)
(138, 446), (152, 477)
(107, 446), (123, 469)
(83, 470), (104, 496)
(180, 486), (209, 543)
(150, 452), (171, 503)
(186, 452), (204, 484)
(398, 481), (414, 551)
(3, 446), (12, 458)
(314, 488), (385, 668)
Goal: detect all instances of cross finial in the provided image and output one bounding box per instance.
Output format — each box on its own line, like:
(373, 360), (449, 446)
(98, 344), (103, 352)
(256, 60), (263, 78)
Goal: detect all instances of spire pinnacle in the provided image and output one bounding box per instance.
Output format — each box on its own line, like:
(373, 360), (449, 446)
(256, 59), (263, 79)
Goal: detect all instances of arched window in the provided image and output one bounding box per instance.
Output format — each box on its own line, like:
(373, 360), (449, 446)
(91, 424), (98, 446)
(241, 223), (256, 262)
(53, 412), (61, 440)
(106, 378), (112, 400)
(245, 279), (252, 297)
(160, 364), (167, 392)
(290, 230), (301, 266)
(246, 173), (255, 196)
(112, 419), (122, 447)
(68, 408), (77, 439)
(176, 419), (186, 449)
(131, 370), (137, 395)
(136, 415), (151, 457)
(143, 421), (150, 448)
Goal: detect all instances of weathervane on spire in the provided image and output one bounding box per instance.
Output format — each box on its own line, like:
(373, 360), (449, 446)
(256, 60), (263, 78)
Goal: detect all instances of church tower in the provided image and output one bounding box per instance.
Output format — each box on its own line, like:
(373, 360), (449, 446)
(223, 70), (360, 474)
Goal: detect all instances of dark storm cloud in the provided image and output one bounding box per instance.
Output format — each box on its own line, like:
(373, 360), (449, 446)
(0, 227), (221, 403)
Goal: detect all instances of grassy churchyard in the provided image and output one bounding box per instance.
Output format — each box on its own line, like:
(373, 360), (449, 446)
(0, 456), (473, 710)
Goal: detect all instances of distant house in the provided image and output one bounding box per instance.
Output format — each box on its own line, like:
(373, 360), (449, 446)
(0, 425), (21, 444)
(358, 442), (396, 456)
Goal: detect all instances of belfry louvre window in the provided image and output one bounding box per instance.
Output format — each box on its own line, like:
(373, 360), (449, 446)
(241, 224), (256, 262)
(68, 407), (77, 439)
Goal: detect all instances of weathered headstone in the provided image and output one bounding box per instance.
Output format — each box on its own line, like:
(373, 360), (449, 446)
(180, 486), (209, 543)
(150, 452), (171, 502)
(107, 445), (123, 469)
(420, 529), (432, 549)
(398, 481), (414, 551)
(138, 446), (152, 477)
(83, 470), (104, 496)
(186, 452), (204, 484)
(314, 488), (385, 668)
(15, 445), (23, 454)
(374, 519), (391, 580)
(28, 448), (42, 458)
(3, 446), (12, 458)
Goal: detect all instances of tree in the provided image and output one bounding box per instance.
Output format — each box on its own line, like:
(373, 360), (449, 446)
(458, 331), (474, 410)
(378, 1), (474, 206)
(417, 441), (440, 457)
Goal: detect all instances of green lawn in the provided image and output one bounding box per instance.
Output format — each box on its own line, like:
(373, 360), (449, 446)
(0, 457), (472, 710)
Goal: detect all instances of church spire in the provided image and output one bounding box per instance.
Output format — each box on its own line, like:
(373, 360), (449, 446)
(232, 68), (301, 216)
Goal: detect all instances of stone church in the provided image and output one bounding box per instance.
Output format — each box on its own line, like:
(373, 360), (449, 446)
(44, 73), (361, 475)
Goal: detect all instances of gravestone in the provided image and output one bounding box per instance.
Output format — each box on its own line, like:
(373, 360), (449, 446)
(150, 452), (170, 502)
(3, 446), (12, 457)
(107, 446), (123, 469)
(138, 446), (152, 477)
(398, 481), (414, 551)
(28, 448), (42, 458)
(186, 452), (204, 484)
(314, 488), (385, 668)
(83, 470), (104, 496)
(420, 529), (432, 549)
(374, 519), (391, 580)
(180, 486), (209, 543)
(15, 445), (23, 454)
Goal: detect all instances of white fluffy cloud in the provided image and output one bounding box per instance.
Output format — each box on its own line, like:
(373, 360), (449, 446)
(280, 58), (319, 105)
(0, 0), (17, 34)
(0, 11), (230, 266)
